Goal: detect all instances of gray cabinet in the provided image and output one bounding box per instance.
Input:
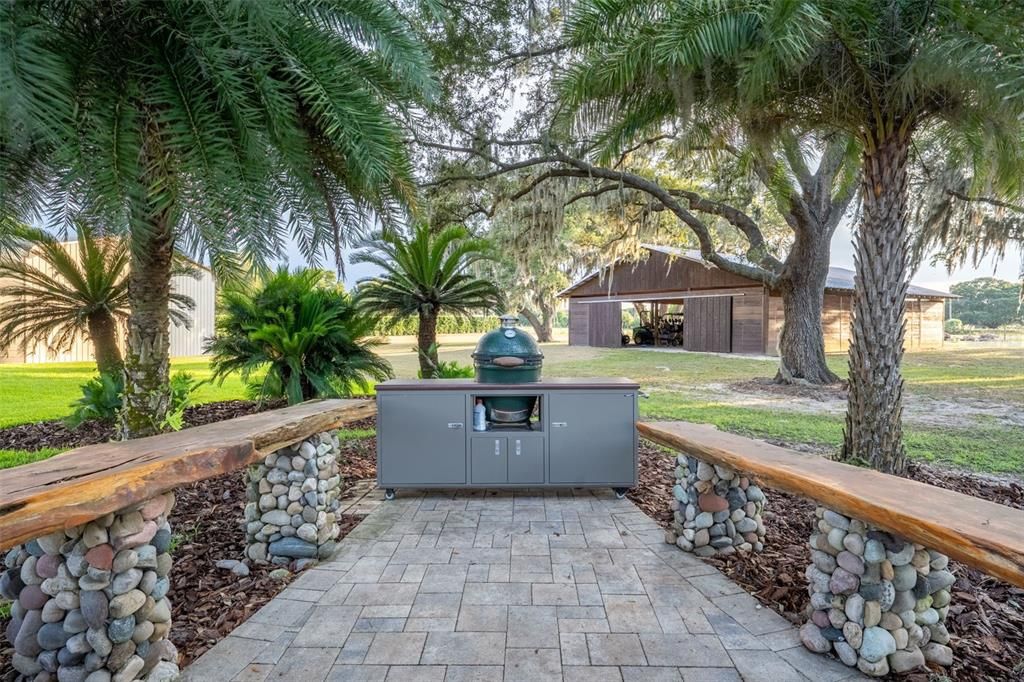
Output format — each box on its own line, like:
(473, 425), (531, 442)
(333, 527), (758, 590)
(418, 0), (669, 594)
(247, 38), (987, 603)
(548, 392), (636, 484)
(471, 436), (507, 484)
(376, 378), (637, 493)
(508, 436), (544, 483)
(377, 392), (467, 485)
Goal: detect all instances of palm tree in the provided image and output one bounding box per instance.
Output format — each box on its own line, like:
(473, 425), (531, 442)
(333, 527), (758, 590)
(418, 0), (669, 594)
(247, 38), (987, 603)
(0, 224), (192, 375)
(206, 269), (392, 405)
(0, 0), (433, 437)
(353, 223), (503, 377)
(561, 0), (1024, 474)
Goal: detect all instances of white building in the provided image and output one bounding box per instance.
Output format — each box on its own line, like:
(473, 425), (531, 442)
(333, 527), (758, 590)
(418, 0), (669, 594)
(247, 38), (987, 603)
(0, 240), (216, 364)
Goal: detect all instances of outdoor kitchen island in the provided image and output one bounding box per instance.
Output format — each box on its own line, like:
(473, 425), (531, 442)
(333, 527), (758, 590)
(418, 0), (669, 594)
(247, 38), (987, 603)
(375, 377), (638, 499)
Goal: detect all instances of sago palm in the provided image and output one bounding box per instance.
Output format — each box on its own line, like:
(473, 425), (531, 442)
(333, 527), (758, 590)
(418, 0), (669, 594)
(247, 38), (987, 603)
(0, 0), (433, 437)
(353, 223), (503, 377)
(206, 269), (392, 405)
(0, 224), (192, 375)
(560, 0), (1024, 474)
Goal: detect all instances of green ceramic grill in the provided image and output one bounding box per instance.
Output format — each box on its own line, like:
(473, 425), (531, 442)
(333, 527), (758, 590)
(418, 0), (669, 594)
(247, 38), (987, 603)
(472, 315), (544, 423)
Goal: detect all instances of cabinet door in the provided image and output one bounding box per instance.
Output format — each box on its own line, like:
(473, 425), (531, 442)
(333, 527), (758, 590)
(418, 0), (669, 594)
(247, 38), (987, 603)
(378, 393), (467, 485)
(508, 436), (544, 484)
(471, 437), (507, 484)
(549, 392), (635, 484)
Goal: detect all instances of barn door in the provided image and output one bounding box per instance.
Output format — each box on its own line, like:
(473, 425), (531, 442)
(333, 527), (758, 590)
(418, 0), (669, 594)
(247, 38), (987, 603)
(683, 297), (732, 353)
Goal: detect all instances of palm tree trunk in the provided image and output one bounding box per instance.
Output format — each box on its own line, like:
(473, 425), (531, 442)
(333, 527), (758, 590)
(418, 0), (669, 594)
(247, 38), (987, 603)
(775, 232), (839, 385)
(119, 213), (174, 439)
(417, 309), (438, 377)
(86, 310), (123, 375)
(841, 129), (911, 475)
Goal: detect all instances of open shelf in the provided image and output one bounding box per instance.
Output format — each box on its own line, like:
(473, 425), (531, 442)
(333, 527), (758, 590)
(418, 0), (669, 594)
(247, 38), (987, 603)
(470, 393), (543, 432)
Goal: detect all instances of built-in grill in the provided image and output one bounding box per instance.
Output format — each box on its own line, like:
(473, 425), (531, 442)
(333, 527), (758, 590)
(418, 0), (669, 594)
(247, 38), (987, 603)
(472, 314), (544, 424)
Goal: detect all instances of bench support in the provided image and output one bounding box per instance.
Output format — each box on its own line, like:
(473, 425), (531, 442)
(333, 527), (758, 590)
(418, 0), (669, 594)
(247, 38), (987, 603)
(244, 431), (343, 566)
(802, 506), (953, 677)
(1, 493), (180, 681)
(664, 453), (766, 556)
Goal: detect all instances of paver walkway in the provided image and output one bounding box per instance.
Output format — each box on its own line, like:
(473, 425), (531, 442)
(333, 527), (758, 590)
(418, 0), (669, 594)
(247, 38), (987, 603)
(184, 489), (864, 681)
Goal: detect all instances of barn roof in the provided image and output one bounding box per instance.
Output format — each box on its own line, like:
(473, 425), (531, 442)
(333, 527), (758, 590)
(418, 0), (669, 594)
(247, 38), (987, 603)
(560, 244), (957, 299)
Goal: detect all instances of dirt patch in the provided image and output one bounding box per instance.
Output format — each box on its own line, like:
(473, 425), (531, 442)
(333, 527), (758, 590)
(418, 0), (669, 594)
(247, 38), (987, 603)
(630, 442), (1024, 681)
(0, 399), (287, 451)
(700, 379), (1024, 429)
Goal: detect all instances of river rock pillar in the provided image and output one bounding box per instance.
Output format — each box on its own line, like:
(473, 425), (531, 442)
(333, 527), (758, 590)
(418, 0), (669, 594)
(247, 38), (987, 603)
(244, 431), (343, 566)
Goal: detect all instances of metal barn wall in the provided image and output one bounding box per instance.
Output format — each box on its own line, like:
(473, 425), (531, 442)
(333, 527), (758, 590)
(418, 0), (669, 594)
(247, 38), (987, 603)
(683, 296), (732, 353)
(0, 241), (216, 364)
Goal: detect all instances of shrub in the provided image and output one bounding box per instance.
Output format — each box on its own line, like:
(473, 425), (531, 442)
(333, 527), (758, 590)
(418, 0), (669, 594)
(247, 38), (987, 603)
(66, 372), (124, 428)
(944, 318), (964, 334)
(66, 370), (199, 430)
(207, 268), (393, 405)
(415, 344), (475, 378)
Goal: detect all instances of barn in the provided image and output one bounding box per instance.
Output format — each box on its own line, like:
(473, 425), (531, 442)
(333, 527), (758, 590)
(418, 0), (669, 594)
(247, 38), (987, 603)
(0, 239), (216, 364)
(560, 245), (954, 354)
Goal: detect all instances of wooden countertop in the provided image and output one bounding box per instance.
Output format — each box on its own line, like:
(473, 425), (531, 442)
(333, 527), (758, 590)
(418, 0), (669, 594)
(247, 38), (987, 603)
(375, 377), (640, 391)
(0, 400), (375, 550)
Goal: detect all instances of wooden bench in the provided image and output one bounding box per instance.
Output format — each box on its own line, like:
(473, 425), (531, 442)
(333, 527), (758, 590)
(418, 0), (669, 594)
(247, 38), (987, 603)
(638, 420), (1024, 677)
(1, 399), (375, 549)
(0, 399), (374, 680)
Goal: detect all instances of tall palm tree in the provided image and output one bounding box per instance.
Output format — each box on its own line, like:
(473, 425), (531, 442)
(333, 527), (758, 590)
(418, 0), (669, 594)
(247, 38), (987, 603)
(0, 225), (192, 375)
(0, 0), (433, 437)
(353, 223), (503, 377)
(561, 0), (1024, 474)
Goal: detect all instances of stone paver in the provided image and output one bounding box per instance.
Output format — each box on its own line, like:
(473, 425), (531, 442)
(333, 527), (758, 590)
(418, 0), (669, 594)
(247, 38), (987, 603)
(183, 489), (865, 681)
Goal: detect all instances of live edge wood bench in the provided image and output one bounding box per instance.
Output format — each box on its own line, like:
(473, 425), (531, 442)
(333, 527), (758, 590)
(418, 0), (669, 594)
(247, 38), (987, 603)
(638, 420), (1024, 679)
(0, 399), (374, 681)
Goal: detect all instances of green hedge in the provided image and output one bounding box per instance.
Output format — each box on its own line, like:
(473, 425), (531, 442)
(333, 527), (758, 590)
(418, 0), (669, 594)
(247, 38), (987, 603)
(372, 315), (497, 336)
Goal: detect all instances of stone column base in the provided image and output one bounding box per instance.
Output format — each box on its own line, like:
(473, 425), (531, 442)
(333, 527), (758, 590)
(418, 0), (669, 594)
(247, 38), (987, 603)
(665, 453), (765, 556)
(244, 431), (343, 566)
(0, 494), (180, 681)
(801, 506), (954, 677)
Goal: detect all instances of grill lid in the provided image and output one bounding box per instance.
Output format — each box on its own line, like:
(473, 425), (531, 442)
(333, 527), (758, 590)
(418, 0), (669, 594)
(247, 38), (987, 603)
(472, 314), (544, 364)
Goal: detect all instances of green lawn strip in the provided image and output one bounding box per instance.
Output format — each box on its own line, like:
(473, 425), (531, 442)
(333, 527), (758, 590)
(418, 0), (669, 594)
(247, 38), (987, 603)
(641, 397), (1024, 475)
(0, 448), (64, 469)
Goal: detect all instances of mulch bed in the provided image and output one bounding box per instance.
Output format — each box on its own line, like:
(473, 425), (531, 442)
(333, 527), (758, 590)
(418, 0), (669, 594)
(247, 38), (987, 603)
(629, 441), (1024, 681)
(0, 399), (286, 451)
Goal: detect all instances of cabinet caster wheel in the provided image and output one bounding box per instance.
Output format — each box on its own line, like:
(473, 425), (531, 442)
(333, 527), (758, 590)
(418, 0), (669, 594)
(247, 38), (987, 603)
(384, 488), (396, 501)
(614, 488), (628, 499)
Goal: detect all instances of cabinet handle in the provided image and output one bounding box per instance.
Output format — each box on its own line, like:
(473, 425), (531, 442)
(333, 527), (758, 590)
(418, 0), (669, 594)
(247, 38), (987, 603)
(447, 422), (464, 429)
(515, 440), (521, 456)
(494, 440), (501, 456)
(552, 421), (567, 428)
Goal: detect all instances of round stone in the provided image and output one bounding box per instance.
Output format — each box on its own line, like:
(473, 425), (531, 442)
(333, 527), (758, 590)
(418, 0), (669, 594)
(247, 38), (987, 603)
(697, 493), (729, 513)
(140, 496), (168, 521)
(109, 589), (147, 618)
(36, 554), (61, 579)
(152, 529), (172, 554)
(829, 567), (859, 595)
(20, 583), (47, 609)
(842, 621), (862, 648)
(834, 640), (858, 666)
(863, 600), (882, 627)
(112, 568), (143, 595)
(15, 610), (44, 657)
(64, 608), (87, 633)
(108, 615), (136, 644)
(87, 627), (113, 657)
(844, 594), (865, 624)
(842, 533), (865, 556)
(37, 621), (72, 649)
(837, 551), (865, 576)
(922, 642), (953, 666)
(80, 590), (109, 629)
(799, 623), (830, 653)
(860, 626), (897, 662)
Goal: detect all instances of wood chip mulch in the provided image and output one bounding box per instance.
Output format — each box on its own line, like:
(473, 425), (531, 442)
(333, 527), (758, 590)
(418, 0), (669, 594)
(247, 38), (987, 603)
(629, 440), (1024, 681)
(0, 399), (287, 451)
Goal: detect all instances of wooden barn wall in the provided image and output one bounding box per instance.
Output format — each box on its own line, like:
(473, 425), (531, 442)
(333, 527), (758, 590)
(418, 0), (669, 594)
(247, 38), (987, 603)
(587, 301), (624, 348)
(683, 297), (732, 353)
(568, 300), (590, 346)
(765, 293), (945, 355)
(731, 292), (765, 354)
(569, 251), (758, 297)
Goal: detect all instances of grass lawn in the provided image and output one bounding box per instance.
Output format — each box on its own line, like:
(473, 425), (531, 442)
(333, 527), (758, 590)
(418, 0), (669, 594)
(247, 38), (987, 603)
(1, 341), (1022, 475)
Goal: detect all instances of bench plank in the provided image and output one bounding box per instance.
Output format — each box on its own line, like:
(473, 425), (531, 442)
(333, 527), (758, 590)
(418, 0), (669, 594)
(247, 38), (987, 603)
(638, 421), (1024, 588)
(0, 399), (375, 550)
